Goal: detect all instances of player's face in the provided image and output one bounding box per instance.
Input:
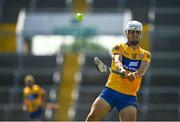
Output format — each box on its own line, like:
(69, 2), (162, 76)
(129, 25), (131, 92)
(25, 80), (34, 87)
(126, 30), (142, 46)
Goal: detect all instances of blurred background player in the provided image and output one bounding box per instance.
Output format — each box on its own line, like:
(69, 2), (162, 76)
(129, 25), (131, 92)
(86, 20), (151, 121)
(23, 74), (46, 120)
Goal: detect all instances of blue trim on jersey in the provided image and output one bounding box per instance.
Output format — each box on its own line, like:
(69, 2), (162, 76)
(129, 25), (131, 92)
(99, 87), (137, 112)
(28, 93), (38, 100)
(122, 56), (141, 72)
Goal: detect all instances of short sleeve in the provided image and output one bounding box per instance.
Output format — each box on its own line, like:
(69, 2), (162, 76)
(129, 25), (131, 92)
(33, 85), (41, 93)
(143, 51), (151, 63)
(23, 87), (30, 97)
(111, 44), (122, 55)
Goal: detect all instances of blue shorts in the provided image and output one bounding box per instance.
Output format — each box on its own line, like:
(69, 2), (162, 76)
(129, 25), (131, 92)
(29, 107), (43, 119)
(99, 87), (137, 112)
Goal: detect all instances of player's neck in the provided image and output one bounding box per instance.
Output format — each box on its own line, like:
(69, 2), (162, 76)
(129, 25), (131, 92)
(127, 42), (139, 50)
(27, 84), (34, 88)
(131, 45), (139, 50)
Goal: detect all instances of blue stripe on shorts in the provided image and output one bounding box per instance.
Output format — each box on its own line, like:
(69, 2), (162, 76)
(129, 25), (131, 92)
(99, 87), (137, 112)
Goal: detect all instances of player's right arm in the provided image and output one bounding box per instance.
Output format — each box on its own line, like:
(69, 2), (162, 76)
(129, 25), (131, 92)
(22, 87), (30, 111)
(111, 45), (128, 77)
(23, 96), (29, 111)
(112, 54), (125, 71)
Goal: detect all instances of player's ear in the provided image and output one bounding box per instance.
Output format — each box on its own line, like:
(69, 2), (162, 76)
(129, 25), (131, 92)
(138, 31), (143, 39)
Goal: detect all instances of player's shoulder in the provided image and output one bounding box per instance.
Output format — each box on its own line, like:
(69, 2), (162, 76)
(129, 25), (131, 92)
(139, 47), (151, 54)
(112, 42), (126, 50)
(23, 86), (29, 91)
(23, 86), (30, 95)
(33, 84), (41, 91)
(139, 47), (151, 61)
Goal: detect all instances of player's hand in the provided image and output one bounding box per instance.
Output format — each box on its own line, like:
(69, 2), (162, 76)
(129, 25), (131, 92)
(112, 54), (120, 63)
(127, 73), (136, 81)
(22, 105), (27, 111)
(120, 69), (128, 78)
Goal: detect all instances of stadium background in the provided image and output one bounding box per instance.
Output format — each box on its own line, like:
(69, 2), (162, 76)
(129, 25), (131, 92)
(0, 0), (180, 121)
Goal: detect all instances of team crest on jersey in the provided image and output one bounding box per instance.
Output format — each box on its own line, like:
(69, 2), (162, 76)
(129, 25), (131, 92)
(132, 53), (137, 59)
(139, 54), (144, 59)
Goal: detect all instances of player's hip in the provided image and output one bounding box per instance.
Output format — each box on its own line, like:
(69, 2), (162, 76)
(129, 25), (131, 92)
(99, 87), (138, 112)
(29, 107), (43, 119)
(106, 78), (141, 96)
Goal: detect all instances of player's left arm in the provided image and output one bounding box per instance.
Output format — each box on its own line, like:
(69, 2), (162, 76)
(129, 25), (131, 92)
(127, 60), (150, 81)
(127, 52), (151, 81)
(35, 85), (46, 106)
(40, 87), (46, 105)
(40, 88), (60, 109)
(133, 60), (150, 78)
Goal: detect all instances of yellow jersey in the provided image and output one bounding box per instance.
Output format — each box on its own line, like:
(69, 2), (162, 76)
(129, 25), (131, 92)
(23, 84), (44, 112)
(106, 43), (151, 96)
